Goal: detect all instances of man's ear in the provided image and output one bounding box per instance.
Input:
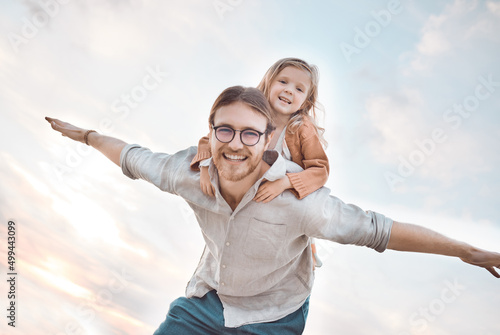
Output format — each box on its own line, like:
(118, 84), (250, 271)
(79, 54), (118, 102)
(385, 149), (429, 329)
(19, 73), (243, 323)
(208, 123), (213, 145)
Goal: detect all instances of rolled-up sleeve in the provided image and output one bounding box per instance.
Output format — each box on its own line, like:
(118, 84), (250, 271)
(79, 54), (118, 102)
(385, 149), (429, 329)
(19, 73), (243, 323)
(303, 190), (393, 252)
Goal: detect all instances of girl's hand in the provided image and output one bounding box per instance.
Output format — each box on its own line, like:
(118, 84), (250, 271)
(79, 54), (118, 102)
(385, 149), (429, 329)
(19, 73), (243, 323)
(254, 177), (292, 203)
(200, 166), (215, 197)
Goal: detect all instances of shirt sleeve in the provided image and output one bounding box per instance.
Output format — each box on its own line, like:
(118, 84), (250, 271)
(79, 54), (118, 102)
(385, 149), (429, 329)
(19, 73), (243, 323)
(286, 122), (330, 199)
(190, 134), (212, 171)
(302, 189), (393, 252)
(120, 144), (193, 193)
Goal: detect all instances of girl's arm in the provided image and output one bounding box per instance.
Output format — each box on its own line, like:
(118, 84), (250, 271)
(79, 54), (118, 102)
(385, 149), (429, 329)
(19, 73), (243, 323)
(254, 120), (329, 202)
(285, 120), (329, 199)
(189, 135), (211, 170)
(190, 134), (215, 197)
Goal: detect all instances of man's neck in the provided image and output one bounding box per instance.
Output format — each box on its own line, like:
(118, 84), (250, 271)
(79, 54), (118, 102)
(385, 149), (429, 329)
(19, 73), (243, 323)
(274, 112), (290, 129)
(268, 125), (284, 150)
(219, 161), (271, 211)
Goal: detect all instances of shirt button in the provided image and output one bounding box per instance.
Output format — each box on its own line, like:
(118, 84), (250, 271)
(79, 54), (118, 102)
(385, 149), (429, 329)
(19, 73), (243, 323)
(221, 282), (225, 286)
(226, 242), (230, 246)
(222, 264), (226, 269)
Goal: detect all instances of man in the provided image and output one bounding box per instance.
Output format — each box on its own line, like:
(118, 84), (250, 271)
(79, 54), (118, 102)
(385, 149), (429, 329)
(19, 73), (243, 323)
(46, 86), (500, 335)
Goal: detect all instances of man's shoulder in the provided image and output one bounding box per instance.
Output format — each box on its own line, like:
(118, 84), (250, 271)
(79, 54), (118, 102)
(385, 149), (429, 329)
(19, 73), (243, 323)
(278, 185), (334, 207)
(175, 146), (198, 160)
(122, 144), (198, 157)
(172, 146), (200, 173)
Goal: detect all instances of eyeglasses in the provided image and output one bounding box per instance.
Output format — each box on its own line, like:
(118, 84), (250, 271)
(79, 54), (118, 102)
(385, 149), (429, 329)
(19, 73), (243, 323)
(212, 125), (266, 146)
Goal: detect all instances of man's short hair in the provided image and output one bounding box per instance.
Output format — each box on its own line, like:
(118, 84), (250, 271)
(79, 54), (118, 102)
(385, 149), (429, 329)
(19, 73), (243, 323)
(209, 86), (276, 135)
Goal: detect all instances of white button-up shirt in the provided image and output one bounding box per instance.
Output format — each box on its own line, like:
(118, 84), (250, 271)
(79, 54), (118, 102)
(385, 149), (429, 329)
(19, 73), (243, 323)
(120, 144), (393, 327)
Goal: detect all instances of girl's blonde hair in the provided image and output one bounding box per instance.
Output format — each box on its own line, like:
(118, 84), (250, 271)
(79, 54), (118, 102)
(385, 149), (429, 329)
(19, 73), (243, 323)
(257, 57), (327, 147)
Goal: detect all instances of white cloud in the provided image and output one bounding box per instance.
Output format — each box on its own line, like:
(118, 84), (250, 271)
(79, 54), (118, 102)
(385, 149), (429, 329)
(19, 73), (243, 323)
(365, 86), (494, 187)
(365, 88), (427, 160)
(404, 0), (500, 74)
(487, 0), (500, 16)
(417, 15), (450, 56)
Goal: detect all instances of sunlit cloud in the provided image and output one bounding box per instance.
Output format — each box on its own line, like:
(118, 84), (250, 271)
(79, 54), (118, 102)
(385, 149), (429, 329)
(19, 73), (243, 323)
(25, 261), (93, 299)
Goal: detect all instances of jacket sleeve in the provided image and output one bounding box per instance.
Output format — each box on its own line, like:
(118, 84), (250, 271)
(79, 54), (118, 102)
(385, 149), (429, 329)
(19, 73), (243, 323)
(286, 122), (330, 199)
(189, 134), (212, 171)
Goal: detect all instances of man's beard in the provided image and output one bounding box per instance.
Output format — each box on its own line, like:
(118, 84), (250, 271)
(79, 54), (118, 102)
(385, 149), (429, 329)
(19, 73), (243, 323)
(212, 147), (261, 182)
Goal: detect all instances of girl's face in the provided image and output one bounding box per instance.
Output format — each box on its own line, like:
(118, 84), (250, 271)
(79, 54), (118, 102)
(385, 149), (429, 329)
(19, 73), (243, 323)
(268, 66), (311, 119)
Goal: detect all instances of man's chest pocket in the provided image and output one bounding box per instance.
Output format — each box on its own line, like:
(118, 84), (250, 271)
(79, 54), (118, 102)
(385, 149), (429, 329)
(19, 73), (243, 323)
(243, 218), (287, 260)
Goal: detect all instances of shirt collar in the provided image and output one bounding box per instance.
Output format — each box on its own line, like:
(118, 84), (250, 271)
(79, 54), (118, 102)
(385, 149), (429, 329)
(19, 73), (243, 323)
(261, 150), (287, 181)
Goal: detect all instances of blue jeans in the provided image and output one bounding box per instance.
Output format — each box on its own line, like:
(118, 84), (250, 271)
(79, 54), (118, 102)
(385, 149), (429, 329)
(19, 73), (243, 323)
(153, 290), (310, 335)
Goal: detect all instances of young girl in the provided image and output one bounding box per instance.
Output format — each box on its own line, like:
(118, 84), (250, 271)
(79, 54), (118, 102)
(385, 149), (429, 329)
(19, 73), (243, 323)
(191, 57), (329, 267)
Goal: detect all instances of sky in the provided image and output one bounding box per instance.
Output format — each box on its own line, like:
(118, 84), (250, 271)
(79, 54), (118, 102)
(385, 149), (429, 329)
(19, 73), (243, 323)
(0, 0), (499, 334)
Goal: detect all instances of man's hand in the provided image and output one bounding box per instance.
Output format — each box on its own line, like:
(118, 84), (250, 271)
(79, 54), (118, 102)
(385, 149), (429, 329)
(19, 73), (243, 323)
(45, 116), (127, 166)
(388, 221), (500, 278)
(45, 117), (88, 143)
(200, 166), (215, 197)
(460, 248), (500, 278)
(254, 176), (292, 203)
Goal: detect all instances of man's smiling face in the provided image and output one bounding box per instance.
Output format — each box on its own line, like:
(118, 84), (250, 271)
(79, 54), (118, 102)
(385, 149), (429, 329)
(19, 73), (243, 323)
(211, 101), (270, 182)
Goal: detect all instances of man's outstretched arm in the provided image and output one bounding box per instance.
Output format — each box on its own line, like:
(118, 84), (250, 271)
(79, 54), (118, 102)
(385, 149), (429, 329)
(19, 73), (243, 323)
(45, 117), (127, 166)
(387, 221), (500, 278)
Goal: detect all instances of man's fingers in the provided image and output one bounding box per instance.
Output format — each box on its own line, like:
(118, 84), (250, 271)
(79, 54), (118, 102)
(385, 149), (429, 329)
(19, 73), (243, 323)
(45, 116), (60, 125)
(486, 267), (500, 278)
(46, 117), (62, 130)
